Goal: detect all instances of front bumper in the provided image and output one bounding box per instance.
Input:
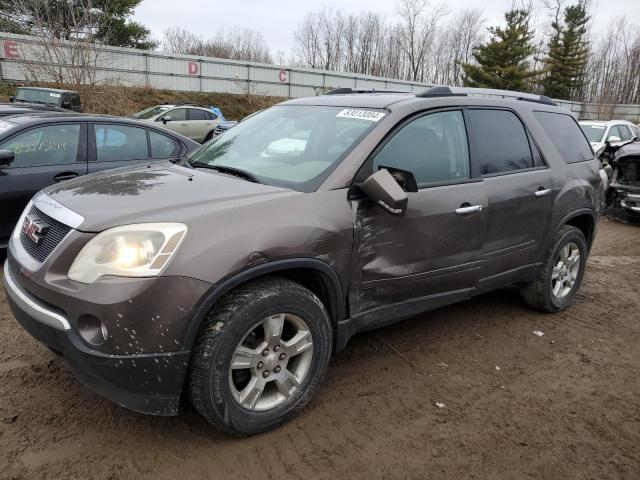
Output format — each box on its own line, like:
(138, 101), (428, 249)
(3, 258), (209, 416)
(620, 192), (640, 212)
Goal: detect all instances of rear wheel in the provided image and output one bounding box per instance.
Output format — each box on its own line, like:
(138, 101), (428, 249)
(520, 225), (588, 312)
(188, 276), (332, 436)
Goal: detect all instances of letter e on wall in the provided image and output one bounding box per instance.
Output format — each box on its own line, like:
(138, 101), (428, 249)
(3, 40), (19, 59)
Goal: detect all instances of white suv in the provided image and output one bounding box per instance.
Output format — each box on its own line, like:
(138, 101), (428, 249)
(579, 119), (640, 152)
(134, 104), (223, 143)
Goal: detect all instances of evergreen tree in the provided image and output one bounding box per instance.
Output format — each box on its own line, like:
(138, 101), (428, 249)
(461, 8), (539, 92)
(541, 2), (591, 100)
(0, 0), (157, 49)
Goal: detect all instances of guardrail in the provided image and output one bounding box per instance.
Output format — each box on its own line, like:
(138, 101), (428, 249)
(1, 32), (639, 122)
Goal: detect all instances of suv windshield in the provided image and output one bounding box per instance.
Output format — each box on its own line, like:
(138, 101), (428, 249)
(134, 106), (171, 119)
(188, 105), (384, 191)
(14, 88), (61, 106)
(580, 124), (607, 143)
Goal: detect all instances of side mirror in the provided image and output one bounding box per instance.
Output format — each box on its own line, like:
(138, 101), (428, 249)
(0, 149), (15, 168)
(607, 135), (621, 143)
(360, 168), (408, 216)
(8, 96), (14, 102)
(162, 115), (172, 124)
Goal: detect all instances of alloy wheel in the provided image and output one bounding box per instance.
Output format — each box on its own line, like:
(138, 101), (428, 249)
(228, 313), (314, 411)
(551, 242), (581, 299)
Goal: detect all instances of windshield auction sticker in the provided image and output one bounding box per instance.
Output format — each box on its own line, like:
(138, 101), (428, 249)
(337, 109), (386, 122)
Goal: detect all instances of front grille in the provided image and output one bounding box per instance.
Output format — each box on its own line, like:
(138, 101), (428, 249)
(19, 205), (71, 263)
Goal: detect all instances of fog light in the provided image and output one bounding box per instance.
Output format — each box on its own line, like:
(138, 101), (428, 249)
(77, 315), (108, 346)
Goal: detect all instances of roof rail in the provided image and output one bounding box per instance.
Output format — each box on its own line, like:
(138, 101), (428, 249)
(325, 87), (412, 95)
(163, 102), (215, 108)
(416, 86), (557, 106)
(416, 86), (467, 98)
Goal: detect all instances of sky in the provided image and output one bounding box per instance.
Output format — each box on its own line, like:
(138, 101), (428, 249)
(134, 0), (640, 55)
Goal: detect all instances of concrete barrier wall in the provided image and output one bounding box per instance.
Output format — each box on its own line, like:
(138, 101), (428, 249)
(1, 32), (639, 122)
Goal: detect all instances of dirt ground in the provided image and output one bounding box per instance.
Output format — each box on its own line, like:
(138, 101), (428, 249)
(0, 218), (639, 479)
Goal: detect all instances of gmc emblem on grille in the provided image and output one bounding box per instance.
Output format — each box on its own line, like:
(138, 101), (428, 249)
(22, 214), (50, 244)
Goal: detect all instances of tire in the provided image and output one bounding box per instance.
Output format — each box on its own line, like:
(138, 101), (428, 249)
(520, 225), (588, 313)
(188, 276), (333, 436)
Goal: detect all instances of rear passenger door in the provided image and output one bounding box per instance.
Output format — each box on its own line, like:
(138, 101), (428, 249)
(186, 108), (218, 142)
(465, 109), (553, 290)
(88, 123), (150, 173)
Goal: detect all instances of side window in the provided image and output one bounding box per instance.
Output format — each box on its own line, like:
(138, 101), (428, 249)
(0, 124), (81, 168)
(149, 131), (181, 158)
(188, 109), (207, 121)
(71, 95), (82, 107)
(617, 125), (633, 141)
(206, 110), (217, 120)
(467, 109), (534, 175)
(533, 111), (593, 163)
(608, 125), (621, 140)
(162, 108), (186, 121)
(373, 110), (470, 186)
(94, 124), (148, 162)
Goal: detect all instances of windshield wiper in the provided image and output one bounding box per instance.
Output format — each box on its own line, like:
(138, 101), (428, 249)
(192, 164), (261, 183)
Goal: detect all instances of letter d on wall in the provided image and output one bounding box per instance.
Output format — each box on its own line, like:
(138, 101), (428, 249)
(188, 61), (199, 75)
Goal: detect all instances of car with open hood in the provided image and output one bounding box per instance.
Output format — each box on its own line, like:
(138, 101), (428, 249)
(599, 140), (640, 222)
(579, 119), (640, 153)
(4, 86), (604, 436)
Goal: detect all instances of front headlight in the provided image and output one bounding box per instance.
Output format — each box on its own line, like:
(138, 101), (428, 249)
(68, 223), (187, 284)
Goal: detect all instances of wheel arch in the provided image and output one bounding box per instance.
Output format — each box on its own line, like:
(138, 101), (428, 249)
(182, 258), (346, 351)
(561, 209), (596, 250)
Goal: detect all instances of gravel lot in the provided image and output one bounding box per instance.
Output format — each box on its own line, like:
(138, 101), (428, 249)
(1, 218), (639, 479)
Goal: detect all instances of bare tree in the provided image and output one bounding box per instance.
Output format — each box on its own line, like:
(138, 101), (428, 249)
(162, 26), (273, 63)
(162, 27), (199, 55)
(3, 0), (120, 96)
(585, 18), (640, 105)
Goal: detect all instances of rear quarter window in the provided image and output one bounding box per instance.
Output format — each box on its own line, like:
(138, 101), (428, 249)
(534, 112), (593, 163)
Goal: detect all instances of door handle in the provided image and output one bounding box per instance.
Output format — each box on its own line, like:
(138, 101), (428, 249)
(53, 172), (79, 182)
(455, 204), (483, 215)
(534, 188), (552, 197)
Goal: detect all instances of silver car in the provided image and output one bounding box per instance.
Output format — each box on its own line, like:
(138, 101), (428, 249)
(135, 104), (222, 143)
(579, 119), (640, 152)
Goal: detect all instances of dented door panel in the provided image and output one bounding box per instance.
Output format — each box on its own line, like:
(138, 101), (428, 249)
(351, 180), (488, 315)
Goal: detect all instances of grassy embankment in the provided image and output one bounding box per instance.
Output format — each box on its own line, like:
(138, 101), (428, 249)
(0, 83), (283, 120)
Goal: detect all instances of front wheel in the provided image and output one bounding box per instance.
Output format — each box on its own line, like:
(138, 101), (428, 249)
(520, 225), (588, 313)
(188, 277), (333, 436)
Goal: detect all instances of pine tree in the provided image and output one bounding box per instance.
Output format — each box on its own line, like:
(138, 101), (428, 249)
(541, 2), (591, 101)
(461, 8), (540, 92)
(0, 0), (157, 49)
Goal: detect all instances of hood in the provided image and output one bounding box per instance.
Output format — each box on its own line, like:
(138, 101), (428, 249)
(43, 162), (300, 232)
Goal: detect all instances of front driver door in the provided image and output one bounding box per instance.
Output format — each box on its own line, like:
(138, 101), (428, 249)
(161, 108), (189, 137)
(351, 109), (488, 316)
(0, 123), (86, 245)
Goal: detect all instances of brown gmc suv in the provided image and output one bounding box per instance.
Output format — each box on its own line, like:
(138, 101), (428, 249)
(3, 87), (605, 436)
